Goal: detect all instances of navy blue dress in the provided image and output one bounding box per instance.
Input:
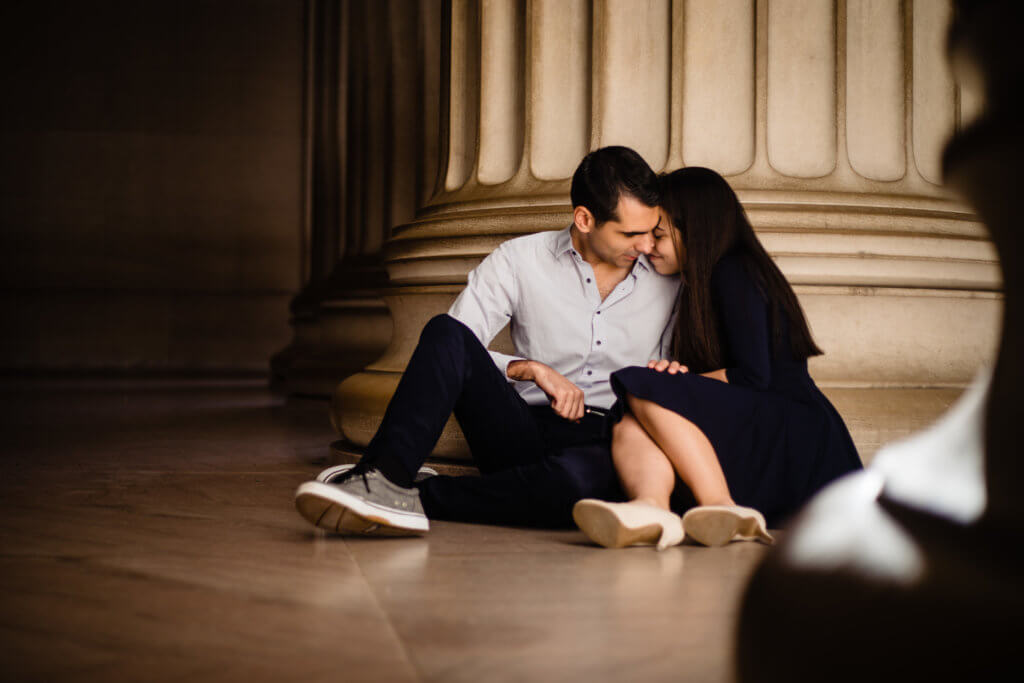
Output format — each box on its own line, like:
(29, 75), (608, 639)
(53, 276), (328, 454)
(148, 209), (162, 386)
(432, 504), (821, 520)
(610, 253), (862, 527)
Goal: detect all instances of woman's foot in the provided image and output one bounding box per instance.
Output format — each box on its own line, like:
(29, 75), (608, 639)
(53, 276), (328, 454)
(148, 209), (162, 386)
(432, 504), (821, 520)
(682, 505), (774, 546)
(572, 499), (685, 551)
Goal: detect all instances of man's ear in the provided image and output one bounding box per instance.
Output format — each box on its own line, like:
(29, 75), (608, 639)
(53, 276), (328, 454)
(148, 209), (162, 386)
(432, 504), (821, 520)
(573, 206), (596, 233)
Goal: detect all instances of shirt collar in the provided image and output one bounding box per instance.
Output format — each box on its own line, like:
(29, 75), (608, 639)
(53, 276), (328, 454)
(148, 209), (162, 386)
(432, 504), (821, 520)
(551, 225), (653, 276)
(551, 225), (575, 258)
(633, 254), (653, 274)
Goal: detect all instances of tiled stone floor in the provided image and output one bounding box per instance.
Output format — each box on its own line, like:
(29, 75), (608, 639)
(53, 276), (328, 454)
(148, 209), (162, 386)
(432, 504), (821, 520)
(0, 378), (960, 682)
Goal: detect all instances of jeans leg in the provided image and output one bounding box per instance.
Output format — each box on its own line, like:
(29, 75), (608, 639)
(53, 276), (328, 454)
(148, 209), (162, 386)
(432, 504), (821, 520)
(417, 443), (625, 527)
(362, 314), (545, 487)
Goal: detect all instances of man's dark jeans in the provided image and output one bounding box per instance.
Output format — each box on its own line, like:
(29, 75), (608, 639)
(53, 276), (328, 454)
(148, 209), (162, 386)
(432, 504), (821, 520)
(360, 314), (623, 527)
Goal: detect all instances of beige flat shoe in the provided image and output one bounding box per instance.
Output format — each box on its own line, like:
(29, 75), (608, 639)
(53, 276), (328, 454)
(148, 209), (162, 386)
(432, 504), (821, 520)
(681, 505), (774, 546)
(572, 499), (685, 551)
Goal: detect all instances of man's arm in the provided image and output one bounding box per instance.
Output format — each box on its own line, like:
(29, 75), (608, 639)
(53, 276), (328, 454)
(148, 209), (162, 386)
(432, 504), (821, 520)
(449, 240), (586, 420)
(507, 360), (585, 421)
(448, 244), (527, 376)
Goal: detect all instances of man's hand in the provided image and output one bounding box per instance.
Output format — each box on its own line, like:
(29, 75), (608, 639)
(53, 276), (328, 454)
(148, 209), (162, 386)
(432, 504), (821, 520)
(647, 359), (688, 374)
(507, 360), (585, 421)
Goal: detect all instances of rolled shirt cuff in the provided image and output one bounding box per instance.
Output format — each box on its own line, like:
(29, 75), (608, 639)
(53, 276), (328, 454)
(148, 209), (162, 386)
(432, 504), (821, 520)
(489, 351), (526, 380)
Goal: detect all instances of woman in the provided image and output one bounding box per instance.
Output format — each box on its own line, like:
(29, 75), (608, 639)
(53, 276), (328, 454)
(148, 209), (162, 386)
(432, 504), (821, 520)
(573, 167), (862, 549)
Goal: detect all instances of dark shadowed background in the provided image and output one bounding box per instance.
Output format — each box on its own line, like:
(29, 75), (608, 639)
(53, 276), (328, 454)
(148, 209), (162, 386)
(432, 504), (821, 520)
(0, 1), (305, 373)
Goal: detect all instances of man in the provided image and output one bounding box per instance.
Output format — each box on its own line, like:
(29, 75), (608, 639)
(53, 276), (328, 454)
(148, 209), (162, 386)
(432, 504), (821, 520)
(295, 146), (678, 534)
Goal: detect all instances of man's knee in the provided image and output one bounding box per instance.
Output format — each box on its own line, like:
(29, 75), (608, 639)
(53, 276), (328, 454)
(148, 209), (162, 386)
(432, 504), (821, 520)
(420, 313), (473, 346)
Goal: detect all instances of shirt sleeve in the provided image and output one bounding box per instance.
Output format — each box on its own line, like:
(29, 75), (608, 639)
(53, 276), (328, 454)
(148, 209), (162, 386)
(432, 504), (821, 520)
(711, 256), (772, 389)
(447, 243), (525, 377)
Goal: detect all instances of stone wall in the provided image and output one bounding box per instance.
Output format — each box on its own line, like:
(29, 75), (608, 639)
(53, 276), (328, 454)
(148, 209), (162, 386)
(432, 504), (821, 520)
(0, 0), (305, 372)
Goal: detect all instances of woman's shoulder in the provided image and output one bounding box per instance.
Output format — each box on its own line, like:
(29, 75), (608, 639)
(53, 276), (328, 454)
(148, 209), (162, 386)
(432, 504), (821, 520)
(712, 249), (749, 276)
(710, 251), (760, 296)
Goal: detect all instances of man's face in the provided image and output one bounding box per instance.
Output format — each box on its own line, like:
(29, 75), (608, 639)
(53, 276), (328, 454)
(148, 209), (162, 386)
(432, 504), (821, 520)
(582, 194), (659, 268)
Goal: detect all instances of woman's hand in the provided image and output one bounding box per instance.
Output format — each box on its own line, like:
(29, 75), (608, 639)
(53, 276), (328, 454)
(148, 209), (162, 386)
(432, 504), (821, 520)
(647, 359), (689, 374)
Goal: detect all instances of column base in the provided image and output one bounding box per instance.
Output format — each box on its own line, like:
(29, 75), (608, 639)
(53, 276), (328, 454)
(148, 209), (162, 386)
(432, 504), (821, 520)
(272, 295), (393, 397)
(330, 369), (472, 460)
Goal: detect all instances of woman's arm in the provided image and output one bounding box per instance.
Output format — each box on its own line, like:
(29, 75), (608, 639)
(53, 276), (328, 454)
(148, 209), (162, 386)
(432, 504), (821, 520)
(711, 256), (772, 389)
(647, 360), (728, 383)
(701, 369), (728, 383)
(647, 359), (686, 374)
(648, 257), (769, 386)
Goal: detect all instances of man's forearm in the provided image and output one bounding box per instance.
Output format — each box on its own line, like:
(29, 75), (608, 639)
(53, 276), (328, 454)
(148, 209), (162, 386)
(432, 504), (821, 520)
(506, 359), (559, 388)
(507, 359), (585, 421)
(506, 359), (539, 382)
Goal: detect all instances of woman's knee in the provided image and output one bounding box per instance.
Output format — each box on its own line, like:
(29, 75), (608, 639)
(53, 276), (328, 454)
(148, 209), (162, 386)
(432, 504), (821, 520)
(612, 413), (644, 444)
(626, 393), (656, 419)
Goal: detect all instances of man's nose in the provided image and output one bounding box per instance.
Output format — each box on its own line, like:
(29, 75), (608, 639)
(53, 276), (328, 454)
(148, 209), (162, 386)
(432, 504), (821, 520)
(636, 232), (654, 254)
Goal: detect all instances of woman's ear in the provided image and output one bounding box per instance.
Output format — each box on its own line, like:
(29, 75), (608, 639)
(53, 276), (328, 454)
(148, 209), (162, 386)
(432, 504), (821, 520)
(573, 206), (595, 233)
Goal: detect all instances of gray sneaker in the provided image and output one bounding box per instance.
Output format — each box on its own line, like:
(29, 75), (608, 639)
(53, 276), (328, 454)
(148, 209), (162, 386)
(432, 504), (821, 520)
(315, 463), (438, 484)
(294, 466), (429, 535)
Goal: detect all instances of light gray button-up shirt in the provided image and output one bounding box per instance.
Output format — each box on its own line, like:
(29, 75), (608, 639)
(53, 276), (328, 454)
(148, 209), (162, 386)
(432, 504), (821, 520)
(448, 226), (680, 409)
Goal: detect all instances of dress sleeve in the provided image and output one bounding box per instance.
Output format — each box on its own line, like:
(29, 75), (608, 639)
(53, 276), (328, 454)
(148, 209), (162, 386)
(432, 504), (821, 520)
(711, 256), (772, 389)
(447, 243), (525, 376)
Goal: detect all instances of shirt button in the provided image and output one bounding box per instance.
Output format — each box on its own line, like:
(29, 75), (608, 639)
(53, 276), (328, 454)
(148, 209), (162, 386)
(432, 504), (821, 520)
(587, 370), (593, 376)
(596, 310), (601, 315)
(586, 278), (591, 283)
(596, 340), (602, 346)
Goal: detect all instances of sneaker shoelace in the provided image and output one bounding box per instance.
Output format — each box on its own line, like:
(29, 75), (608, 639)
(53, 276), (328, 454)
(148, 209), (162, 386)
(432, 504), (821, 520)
(331, 463), (374, 493)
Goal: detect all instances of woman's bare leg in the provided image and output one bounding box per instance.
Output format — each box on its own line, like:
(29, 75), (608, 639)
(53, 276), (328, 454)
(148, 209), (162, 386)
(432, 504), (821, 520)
(611, 414), (675, 510)
(627, 394), (735, 506)
(573, 414), (684, 550)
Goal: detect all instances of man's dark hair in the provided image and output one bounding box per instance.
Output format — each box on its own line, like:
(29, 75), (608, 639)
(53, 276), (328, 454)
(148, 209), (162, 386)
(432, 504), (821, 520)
(570, 146), (660, 225)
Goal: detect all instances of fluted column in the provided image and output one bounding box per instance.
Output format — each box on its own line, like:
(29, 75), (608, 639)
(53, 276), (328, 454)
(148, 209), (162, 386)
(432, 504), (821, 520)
(273, 0), (440, 395)
(269, 0), (342, 393)
(330, 0), (999, 463)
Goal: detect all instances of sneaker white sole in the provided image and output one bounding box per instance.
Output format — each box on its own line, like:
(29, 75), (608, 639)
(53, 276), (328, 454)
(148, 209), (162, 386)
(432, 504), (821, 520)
(315, 464), (438, 483)
(294, 481), (429, 536)
(572, 499), (684, 550)
(681, 505), (774, 547)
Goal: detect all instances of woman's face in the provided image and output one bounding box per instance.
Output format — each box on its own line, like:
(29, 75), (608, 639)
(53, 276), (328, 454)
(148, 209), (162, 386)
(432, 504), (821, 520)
(648, 210), (682, 275)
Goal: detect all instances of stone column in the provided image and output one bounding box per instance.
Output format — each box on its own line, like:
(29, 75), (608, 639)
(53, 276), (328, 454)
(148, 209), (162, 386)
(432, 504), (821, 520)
(269, 0), (342, 394)
(327, 0), (999, 463)
(273, 0), (440, 396)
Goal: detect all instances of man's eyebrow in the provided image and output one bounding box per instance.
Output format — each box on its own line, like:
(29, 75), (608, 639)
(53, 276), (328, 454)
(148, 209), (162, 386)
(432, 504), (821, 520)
(620, 217), (662, 236)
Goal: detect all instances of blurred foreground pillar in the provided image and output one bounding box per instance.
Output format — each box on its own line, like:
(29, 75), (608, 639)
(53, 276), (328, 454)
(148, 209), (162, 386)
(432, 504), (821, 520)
(736, 1), (1023, 680)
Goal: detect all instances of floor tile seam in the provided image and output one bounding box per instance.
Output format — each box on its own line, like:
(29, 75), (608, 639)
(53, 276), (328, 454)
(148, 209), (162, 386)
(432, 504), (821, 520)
(11, 553), (378, 614)
(0, 555), (227, 601)
(348, 542), (426, 683)
(2, 470), (322, 476)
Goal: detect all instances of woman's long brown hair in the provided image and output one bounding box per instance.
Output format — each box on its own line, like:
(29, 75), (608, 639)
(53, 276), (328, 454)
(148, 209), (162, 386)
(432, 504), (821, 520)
(662, 167), (823, 371)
